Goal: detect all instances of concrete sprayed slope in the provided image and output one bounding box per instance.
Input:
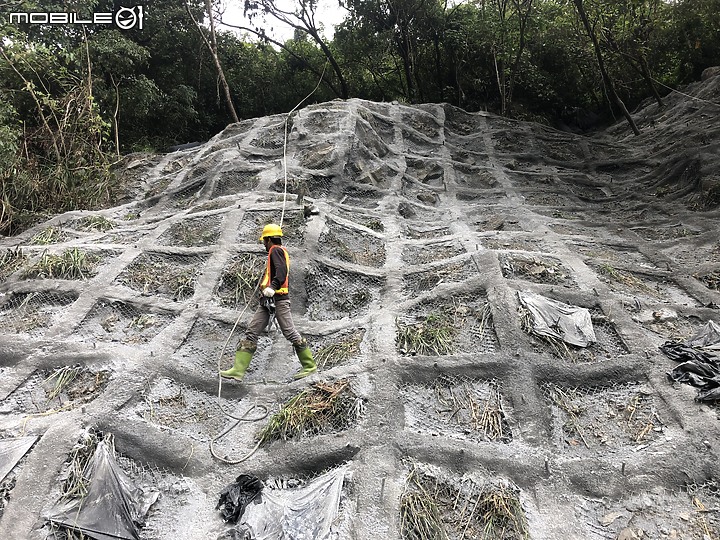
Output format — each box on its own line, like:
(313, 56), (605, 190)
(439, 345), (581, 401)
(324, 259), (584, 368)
(1, 77), (720, 539)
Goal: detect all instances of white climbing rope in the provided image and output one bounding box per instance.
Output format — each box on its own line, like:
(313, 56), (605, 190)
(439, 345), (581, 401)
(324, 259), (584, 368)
(211, 61), (330, 464)
(651, 77), (720, 108)
(280, 60), (328, 227)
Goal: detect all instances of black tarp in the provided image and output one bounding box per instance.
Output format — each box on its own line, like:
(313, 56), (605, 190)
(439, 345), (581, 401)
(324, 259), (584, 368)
(662, 321), (720, 403)
(47, 440), (158, 540)
(0, 436), (37, 483)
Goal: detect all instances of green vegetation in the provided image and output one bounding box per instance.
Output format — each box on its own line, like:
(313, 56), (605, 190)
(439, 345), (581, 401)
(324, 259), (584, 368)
(76, 216), (116, 232)
(25, 249), (100, 280)
(397, 311), (457, 356)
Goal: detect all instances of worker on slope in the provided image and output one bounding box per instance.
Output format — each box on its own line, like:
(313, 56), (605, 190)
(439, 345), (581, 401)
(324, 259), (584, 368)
(220, 223), (317, 381)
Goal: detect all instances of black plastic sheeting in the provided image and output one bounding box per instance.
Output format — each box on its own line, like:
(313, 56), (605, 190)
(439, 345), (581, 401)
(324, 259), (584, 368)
(218, 465), (349, 540)
(46, 440), (159, 540)
(0, 436), (38, 483)
(518, 291), (596, 347)
(217, 474), (263, 524)
(662, 321), (720, 403)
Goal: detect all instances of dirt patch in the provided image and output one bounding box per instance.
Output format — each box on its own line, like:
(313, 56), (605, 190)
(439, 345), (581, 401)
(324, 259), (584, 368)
(0, 290), (78, 336)
(116, 252), (207, 301)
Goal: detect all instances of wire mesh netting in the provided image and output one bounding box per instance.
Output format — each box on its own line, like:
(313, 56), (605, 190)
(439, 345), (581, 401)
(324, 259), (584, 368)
(357, 108), (396, 145)
(115, 252), (208, 301)
(401, 464), (529, 540)
(400, 375), (512, 444)
(238, 210), (306, 246)
(68, 216), (117, 233)
(443, 106), (486, 136)
(453, 164), (498, 189)
(257, 379), (364, 444)
(541, 381), (664, 452)
(328, 208), (385, 232)
(213, 252), (264, 308)
(405, 158), (445, 188)
(684, 480), (720, 538)
(632, 225), (701, 242)
(127, 377), (228, 441)
(402, 258), (478, 294)
(521, 305), (629, 362)
(0, 248), (27, 282)
(212, 169), (261, 197)
(402, 241), (466, 265)
(500, 253), (574, 286)
(157, 216), (223, 247)
(250, 121), (286, 150)
(305, 263), (384, 321)
(397, 295), (499, 356)
(188, 199), (236, 214)
(27, 226), (74, 245)
(307, 329), (366, 371)
(173, 318), (272, 379)
(297, 141), (337, 170)
(402, 111), (441, 139)
(318, 220), (386, 268)
(694, 270), (719, 292)
(166, 181), (205, 210)
(404, 224), (451, 240)
(0, 291), (78, 336)
(0, 366), (110, 415)
(74, 300), (175, 345)
(483, 237), (545, 251)
(594, 264), (701, 307)
(402, 129), (441, 158)
(572, 243), (658, 270)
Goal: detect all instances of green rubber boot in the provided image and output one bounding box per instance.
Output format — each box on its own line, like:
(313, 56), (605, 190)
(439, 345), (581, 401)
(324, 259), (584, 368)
(293, 338), (317, 379)
(220, 342), (255, 381)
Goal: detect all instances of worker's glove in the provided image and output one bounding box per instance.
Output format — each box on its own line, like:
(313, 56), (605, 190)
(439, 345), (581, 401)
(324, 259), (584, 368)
(262, 287), (275, 298)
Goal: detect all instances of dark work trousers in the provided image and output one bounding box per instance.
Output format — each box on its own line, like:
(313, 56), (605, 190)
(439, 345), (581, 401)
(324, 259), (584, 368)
(245, 297), (302, 345)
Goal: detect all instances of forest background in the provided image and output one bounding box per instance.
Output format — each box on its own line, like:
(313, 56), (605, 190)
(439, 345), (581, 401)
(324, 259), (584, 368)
(0, 0), (718, 235)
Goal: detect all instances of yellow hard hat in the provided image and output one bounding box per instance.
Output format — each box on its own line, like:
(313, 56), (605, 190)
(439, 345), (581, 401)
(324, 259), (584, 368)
(259, 223), (283, 241)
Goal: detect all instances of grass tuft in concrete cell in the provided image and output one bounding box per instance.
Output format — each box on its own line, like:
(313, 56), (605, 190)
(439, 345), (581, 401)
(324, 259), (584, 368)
(30, 226), (67, 245)
(257, 380), (363, 444)
(401, 466), (530, 540)
(24, 248), (100, 280)
(218, 254), (264, 306)
(76, 216), (116, 232)
(314, 330), (364, 370)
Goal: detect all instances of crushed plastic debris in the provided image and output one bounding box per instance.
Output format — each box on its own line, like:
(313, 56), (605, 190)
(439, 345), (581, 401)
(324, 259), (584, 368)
(661, 321), (720, 403)
(518, 291), (596, 347)
(217, 474), (263, 524)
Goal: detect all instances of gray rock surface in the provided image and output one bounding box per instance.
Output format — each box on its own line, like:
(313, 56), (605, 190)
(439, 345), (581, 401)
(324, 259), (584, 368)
(1, 76), (720, 539)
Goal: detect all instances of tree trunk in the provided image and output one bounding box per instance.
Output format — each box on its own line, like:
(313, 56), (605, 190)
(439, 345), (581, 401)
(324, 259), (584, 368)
(572, 0), (639, 135)
(188, 0), (239, 123)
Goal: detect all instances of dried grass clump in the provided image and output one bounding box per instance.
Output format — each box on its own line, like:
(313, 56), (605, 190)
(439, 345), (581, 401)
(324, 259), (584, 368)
(314, 331), (364, 369)
(599, 264), (658, 295)
(434, 378), (510, 442)
(397, 311), (456, 356)
(401, 466), (529, 540)
(120, 257), (198, 301)
(258, 380), (363, 444)
(219, 254), (263, 305)
(60, 431), (104, 500)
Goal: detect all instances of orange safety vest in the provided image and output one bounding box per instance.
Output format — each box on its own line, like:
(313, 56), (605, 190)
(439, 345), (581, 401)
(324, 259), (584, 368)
(260, 245), (290, 295)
